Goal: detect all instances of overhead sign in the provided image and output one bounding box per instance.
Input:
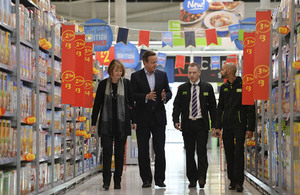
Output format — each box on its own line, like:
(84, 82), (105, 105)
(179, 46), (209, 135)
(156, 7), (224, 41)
(84, 18), (113, 51)
(114, 42), (139, 69)
(95, 46), (115, 66)
(183, 0), (209, 14)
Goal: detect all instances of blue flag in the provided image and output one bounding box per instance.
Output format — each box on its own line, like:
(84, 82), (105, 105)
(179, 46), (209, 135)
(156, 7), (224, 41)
(162, 32), (173, 48)
(228, 24), (240, 42)
(211, 56), (220, 70)
(117, 27), (129, 45)
(194, 57), (202, 68)
(157, 52), (167, 67)
(184, 31), (196, 48)
(140, 49), (148, 61)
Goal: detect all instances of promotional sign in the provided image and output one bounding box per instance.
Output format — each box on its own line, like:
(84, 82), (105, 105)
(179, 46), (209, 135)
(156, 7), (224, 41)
(211, 56), (220, 70)
(157, 52), (167, 67)
(95, 46), (115, 66)
(228, 24), (240, 42)
(73, 34), (85, 107)
(242, 32), (255, 105)
(183, 0), (209, 14)
(61, 24), (76, 105)
(83, 41), (94, 108)
(114, 42), (139, 69)
(253, 10), (271, 100)
(84, 18), (113, 51)
(162, 32), (173, 47)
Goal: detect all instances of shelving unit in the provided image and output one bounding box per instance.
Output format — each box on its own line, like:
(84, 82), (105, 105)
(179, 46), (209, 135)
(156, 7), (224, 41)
(245, 1), (300, 194)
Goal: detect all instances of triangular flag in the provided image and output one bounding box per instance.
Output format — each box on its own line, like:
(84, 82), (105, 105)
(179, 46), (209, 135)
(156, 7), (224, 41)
(184, 31), (196, 48)
(140, 49), (148, 61)
(175, 55), (185, 70)
(162, 32), (173, 48)
(117, 27), (129, 45)
(205, 29), (218, 46)
(138, 30), (150, 47)
(226, 54), (238, 65)
(194, 57), (202, 68)
(228, 24), (240, 42)
(157, 52), (167, 67)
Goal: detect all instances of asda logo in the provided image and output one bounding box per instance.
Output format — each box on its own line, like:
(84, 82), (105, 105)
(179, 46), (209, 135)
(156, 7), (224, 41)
(183, 0), (209, 14)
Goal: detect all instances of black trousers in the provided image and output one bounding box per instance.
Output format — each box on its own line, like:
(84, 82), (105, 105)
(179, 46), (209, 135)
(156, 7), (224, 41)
(136, 124), (166, 183)
(101, 135), (127, 185)
(222, 127), (246, 185)
(183, 119), (208, 182)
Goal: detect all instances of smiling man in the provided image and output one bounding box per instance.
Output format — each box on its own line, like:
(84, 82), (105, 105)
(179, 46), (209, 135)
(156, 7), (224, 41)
(172, 62), (217, 189)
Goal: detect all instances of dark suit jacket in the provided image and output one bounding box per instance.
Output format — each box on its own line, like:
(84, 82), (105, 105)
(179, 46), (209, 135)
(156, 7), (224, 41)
(172, 80), (217, 135)
(91, 78), (135, 137)
(131, 69), (172, 126)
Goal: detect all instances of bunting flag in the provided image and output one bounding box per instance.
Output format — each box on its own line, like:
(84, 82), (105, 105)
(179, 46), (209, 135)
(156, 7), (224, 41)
(242, 32), (255, 105)
(138, 30), (150, 47)
(253, 10), (271, 100)
(205, 29), (218, 46)
(73, 34), (86, 107)
(175, 55), (185, 70)
(61, 24), (76, 105)
(162, 32), (173, 47)
(157, 52), (167, 67)
(83, 41), (94, 108)
(211, 56), (220, 70)
(184, 31), (196, 48)
(228, 24), (240, 42)
(117, 27), (129, 45)
(194, 57), (202, 68)
(140, 49), (148, 61)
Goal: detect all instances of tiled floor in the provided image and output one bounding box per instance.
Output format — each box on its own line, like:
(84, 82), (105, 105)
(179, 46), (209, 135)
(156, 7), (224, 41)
(65, 139), (261, 195)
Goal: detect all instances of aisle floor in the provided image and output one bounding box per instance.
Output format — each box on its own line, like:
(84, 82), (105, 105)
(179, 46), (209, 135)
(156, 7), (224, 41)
(65, 141), (261, 195)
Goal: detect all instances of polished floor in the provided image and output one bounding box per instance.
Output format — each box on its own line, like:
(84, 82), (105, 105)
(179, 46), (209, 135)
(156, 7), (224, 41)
(65, 134), (261, 195)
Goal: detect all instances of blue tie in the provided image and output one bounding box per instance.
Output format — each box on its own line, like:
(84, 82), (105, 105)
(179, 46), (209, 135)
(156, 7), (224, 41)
(192, 84), (198, 117)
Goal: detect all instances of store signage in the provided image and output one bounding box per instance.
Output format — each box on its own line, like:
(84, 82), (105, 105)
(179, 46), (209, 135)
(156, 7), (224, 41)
(95, 46), (115, 66)
(278, 26), (289, 34)
(211, 56), (220, 70)
(83, 41), (94, 108)
(0, 107), (5, 117)
(183, 0), (209, 14)
(61, 24), (76, 105)
(73, 34), (86, 107)
(24, 116), (36, 124)
(84, 18), (113, 51)
(162, 32), (173, 47)
(253, 10), (271, 100)
(114, 42), (139, 69)
(228, 24), (240, 42)
(242, 32), (255, 105)
(157, 52), (167, 67)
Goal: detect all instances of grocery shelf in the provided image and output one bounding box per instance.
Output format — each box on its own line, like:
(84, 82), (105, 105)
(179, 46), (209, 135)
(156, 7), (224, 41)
(0, 157), (16, 165)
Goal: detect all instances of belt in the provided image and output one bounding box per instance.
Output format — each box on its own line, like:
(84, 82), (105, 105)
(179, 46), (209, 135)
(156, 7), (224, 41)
(189, 118), (203, 121)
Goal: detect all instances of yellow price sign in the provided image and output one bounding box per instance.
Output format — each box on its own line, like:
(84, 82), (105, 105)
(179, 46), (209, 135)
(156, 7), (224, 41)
(24, 116), (36, 125)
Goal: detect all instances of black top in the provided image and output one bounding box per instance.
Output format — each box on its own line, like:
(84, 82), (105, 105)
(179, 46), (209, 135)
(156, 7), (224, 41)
(112, 83), (117, 137)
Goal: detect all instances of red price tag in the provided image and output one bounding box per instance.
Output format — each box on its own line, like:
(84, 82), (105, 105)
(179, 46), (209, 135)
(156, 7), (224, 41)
(24, 116), (36, 124)
(0, 107), (6, 117)
(77, 116), (87, 122)
(24, 153), (36, 161)
(278, 26), (289, 35)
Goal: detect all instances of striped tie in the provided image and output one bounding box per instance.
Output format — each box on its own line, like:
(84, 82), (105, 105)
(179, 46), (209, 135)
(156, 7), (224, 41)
(192, 84), (198, 117)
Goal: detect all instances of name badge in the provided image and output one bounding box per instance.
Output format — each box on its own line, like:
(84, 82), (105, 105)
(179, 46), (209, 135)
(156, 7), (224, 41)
(237, 88), (242, 92)
(224, 88), (228, 92)
(203, 92), (209, 96)
(182, 91), (187, 95)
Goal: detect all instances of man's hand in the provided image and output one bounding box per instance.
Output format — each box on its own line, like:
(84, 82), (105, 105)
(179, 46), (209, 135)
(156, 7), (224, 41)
(212, 129), (221, 138)
(161, 89), (166, 101)
(146, 89), (156, 101)
(91, 126), (96, 134)
(174, 123), (182, 131)
(245, 131), (253, 139)
(131, 124), (137, 130)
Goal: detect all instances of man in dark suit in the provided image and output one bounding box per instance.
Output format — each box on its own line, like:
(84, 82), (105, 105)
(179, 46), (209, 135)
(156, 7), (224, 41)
(172, 62), (217, 188)
(131, 50), (172, 188)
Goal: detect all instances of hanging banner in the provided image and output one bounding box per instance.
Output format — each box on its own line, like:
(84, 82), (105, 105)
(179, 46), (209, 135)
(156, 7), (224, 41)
(140, 49), (148, 61)
(138, 30), (150, 47)
(253, 10), (271, 100)
(157, 52), (167, 67)
(228, 24), (240, 42)
(184, 31), (196, 48)
(175, 55), (185, 70)
(117, 27), (129, 45)
(211, 56), (220, 70)
(115, 42), (139, 68)
(234, 39), (244, 50)
(162, 32), (173, 47)
(83, 41), (94, 108)
(95, 46), (115, 66)
(73, 34), (86, 107)
(84, 18), (113, 52)
(61, 24), (76, 105)
(226, 54), (237, 65)
(242, 32), (255, 105)
(205, 29), (218, 46)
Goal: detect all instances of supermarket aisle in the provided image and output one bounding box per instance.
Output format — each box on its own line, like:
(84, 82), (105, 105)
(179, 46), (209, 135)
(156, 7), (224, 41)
(65, 142), (261, 195)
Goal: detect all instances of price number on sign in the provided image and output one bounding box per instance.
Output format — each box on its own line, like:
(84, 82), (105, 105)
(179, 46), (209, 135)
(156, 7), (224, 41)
(75, 39), (85, 50)
(25, 116), (36, 125)
(62, 30), (75, 42)
(75, 76), (85, 86)
(256, 20), (271, 33)
(243, 74), (254, 85)
(62, 71), (75, 82)
(244, 37), (255, 48)
(85, 46), (93, 56)
(254, 65), (269, 78)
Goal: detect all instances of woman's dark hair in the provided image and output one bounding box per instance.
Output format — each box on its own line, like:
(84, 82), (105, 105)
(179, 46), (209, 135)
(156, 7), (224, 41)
(107, 59), (125, 77)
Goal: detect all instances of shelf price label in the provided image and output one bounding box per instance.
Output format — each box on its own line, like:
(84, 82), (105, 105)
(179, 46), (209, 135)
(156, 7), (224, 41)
(278, 26), (289, 35)
(39, 38), (52, 50)
(0, 107), (6, 117)
(293, 61), (300, 69)
(84, 133), (91, 139)
(77, 116), (87, 122)
(24, 153), (36, 161)
(247, 140), (256, 147)
(84, 153), (92, 159)
(24, 116), (36, 124)
(76, 130), (87, 136)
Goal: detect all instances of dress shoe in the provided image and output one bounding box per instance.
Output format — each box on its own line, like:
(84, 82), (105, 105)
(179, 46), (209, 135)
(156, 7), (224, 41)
(155, 182), (166, 187)
(102, 184), (109, 190)
(114, 183), (121, 189)
(188, 181), (197, 188)
(228, 181), (236, 190)
(236, 184), (244, 192)
(142, 181), (151, 188)
(198, 178), (206, 188)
